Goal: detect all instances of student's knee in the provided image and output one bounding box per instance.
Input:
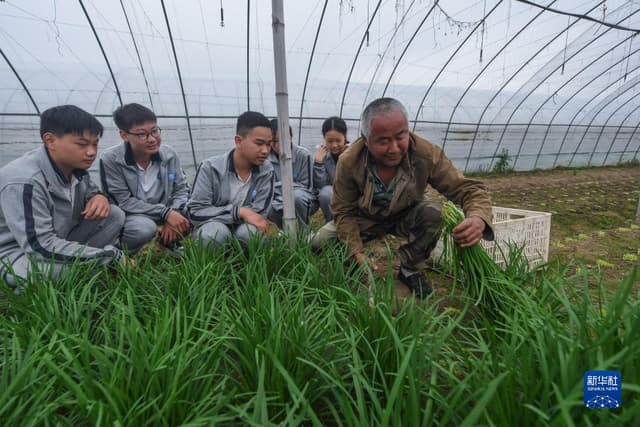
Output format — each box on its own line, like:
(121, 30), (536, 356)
(107, 205), (126, 229)
(319, 186), (332, 206)
(318, 186), (333, 222)
(235, 223), (265, 245)
(122, 215), (157, 251)
(294, 192), (318, 223)
(194, 221), (232, 247)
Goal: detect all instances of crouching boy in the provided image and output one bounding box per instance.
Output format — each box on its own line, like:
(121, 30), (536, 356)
(0, 105), (127, 289)
(189, 111), (274, 248)
(100, 103), (190, 252)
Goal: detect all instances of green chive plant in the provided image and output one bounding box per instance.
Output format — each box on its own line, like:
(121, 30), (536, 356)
(0, 235), (637, 425)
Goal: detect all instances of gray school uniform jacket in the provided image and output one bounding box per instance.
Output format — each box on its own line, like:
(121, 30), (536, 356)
(313, 151), (339, 189)
(0, 147), (122, 270)
(268, 144), (315, 209)
(99, 143), (190, 221)
(188, 149), (275, 227)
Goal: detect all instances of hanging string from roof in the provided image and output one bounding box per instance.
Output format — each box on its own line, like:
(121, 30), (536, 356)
(220, 0), (224, 27)
(561, 16), (570, 75)
(502, 0), (512, 80)
(479, 0), (487, 63)
(366, 0), (370, 47)
(624, 34), (634, 82)
(339, 0), (355, 34)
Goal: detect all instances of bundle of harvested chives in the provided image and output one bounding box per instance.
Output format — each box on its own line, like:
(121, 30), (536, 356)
(440, 201), (506, 309)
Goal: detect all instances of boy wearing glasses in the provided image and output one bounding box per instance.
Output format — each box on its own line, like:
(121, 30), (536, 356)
(100, 103), (190, 253)
(188, 111), (274, 248)
(0, 105), (128, 289)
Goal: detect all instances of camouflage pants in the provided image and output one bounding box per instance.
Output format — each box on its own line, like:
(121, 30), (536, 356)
(311, 199), (442, 271)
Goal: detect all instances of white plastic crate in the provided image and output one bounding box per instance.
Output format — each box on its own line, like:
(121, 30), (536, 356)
(480, 207), (552, 268)
(432, 206), (552, 269)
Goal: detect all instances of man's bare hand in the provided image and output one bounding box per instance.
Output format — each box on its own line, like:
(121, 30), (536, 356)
(354, 252), (379, 272)
(452, 216), (486, 248)
(239, 207), (269, 234)
(82, 194), (110, 220)
(165, 210), (190, 234)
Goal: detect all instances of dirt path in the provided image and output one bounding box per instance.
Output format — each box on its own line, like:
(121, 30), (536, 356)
(482, 166), (640, 193)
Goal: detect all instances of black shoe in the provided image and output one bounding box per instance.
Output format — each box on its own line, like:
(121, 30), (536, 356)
(398, 270), (433, 298)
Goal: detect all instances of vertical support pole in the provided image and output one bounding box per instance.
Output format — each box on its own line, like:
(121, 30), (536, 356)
(272, 0), (297, 242)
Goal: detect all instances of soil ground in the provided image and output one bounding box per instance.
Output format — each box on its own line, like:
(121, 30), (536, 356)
(322, 164), (640, 299)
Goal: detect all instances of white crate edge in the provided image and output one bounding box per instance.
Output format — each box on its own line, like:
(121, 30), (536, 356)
(432, 206), (552, 269)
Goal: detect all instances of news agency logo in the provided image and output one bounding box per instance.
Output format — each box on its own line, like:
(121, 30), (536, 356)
(584, 370), (621, 409)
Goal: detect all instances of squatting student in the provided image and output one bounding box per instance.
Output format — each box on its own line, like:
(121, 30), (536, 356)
(0, 105), (127, 289)
(188, 111), (275, 248)
(100, 103), (190, 252)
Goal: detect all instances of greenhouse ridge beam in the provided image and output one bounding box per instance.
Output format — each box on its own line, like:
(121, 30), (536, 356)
(160, 0), (197, 168)
(0, 48), (39, 115)
(412, 0), (504, 132)
(119, 0), (154, 110)
(339, 0), (382, 117)
(78, 0), (122, 107)
(516, 0), (640, 32)
(532, 45), (640, 169)
(466, 1), (604, 171)
(298, 0), (328, 143)
(489, 7), (640, 171)
(442, 0), (553, 154)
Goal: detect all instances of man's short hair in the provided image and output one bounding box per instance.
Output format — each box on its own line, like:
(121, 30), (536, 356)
(360, 98), (408, 140)
(237, 111), (271, 137)
(40, 105), (104, 139)
(112, 103), (157, 131)
(269, 118), (293, 138)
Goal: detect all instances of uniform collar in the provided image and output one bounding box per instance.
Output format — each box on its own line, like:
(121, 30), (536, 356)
(42, 146), (88, 184)
(124, 142), (162, 166)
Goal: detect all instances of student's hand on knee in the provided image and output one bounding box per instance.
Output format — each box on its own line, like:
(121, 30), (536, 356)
(159, 225), (179, 245)
(451, 216), (485, 248)
(82, 194), (110, 220)
(239, 207), (269, 235)
(165, 210), (191, 234)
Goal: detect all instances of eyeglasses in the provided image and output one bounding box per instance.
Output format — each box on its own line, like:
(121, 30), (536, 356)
(126, 127), (161, 140)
